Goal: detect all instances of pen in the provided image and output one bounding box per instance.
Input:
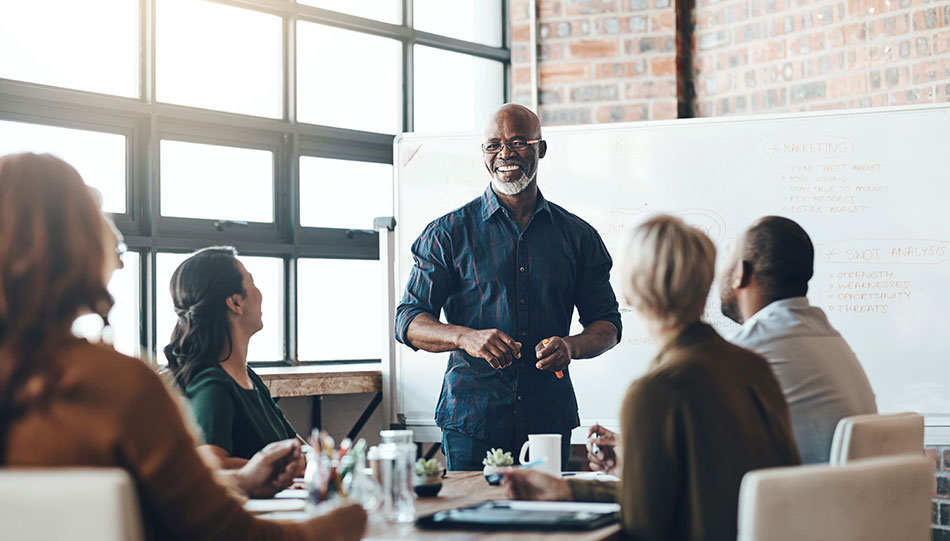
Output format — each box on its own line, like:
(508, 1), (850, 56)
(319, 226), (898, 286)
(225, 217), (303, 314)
(541, 338), (565, 378)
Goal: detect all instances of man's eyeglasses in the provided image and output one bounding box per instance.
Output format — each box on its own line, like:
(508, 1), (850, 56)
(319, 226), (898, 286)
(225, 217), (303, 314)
(481, 139), (543, 154)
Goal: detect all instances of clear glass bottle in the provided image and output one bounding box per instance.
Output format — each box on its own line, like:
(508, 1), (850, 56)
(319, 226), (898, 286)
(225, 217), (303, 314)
(378, 429), (416, 522)
(342, 450), (381, 512)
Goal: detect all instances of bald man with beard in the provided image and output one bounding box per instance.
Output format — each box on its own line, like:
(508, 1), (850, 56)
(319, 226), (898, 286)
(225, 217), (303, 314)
(395, 104), (622, 470)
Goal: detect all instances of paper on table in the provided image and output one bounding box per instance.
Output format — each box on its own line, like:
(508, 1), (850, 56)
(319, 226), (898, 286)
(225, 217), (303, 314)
(273, 488), (308, 499)
(257, 510), (310, 521)
(564, 471), (621, 482)
(244, 498), (306, 514)
(501, 500), (620, 513)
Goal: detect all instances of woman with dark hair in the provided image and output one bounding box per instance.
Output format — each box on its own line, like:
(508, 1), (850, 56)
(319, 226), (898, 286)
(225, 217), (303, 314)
(164, 247), (301, 467)
(0, 153), (365, 541)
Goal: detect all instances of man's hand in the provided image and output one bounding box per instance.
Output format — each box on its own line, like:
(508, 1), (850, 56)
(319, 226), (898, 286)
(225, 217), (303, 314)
(235, 439), (306, 498)
(535, 336), (573, 373)
(457, 328), (521, 370)
(587, 424), (619, 475)
(502, 469), (571, 501)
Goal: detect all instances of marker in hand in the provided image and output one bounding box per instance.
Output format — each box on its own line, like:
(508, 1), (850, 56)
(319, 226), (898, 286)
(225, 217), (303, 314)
(540, 338), (564, 379)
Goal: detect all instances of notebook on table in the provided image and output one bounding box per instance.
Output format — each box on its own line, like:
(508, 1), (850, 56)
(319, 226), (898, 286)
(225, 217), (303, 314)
(416, 500), (620, 530)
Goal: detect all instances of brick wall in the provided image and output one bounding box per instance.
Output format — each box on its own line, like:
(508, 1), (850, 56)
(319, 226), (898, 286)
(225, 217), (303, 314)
(928, 445), (950, 539)
(509, 0), (680, 124)
(509, 0), (950, 124)
(691, 0), (950, 116)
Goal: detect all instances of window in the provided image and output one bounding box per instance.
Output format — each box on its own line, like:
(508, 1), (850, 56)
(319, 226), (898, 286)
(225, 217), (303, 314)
(0, 120), (127, 213)
(297, 22), (402, 134)
(0, 0), (138, 98)
(413, 46), (506, 132)
(299, 157), (393, 229)
(297, 0), (401, 26)
(160, 140), (274, 222)
(156, 0), (283, 118)
(0, 0), (508, 365)
(414, 0), (504, 47)
(297, 258), (381, 361)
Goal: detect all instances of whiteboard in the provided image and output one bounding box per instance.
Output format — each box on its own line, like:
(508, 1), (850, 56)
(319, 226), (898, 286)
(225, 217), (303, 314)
(393, 104), (950, 442)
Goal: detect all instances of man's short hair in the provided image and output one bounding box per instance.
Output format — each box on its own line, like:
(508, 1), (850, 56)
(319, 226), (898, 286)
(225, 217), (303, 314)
(744, 216), (814, 299)
(621, 214), (717, 327)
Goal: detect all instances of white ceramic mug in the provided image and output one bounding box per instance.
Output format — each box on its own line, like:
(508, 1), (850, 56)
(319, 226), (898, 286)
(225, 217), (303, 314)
(519, 434), (561, 477)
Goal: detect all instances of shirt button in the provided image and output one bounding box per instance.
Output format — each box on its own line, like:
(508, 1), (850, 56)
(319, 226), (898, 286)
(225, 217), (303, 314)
(517, 395), (523, 401)
(519, 266), (525, 272)
(520, 298), (525, 304)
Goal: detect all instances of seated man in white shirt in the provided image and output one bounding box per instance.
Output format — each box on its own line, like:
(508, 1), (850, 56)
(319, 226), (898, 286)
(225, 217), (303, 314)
(586, 216), (877, 471)
(717, 215), (877, 464)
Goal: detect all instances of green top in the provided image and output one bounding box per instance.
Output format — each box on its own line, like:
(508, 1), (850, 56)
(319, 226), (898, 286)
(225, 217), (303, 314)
(185, 365), (298, 460)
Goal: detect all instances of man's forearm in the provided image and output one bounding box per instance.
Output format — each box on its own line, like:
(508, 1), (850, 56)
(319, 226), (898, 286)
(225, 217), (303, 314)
(405, 312), (466, 352)
(564, 320), (619, 360)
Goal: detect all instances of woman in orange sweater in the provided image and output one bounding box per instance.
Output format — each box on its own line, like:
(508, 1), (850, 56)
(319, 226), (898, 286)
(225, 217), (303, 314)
(0, 152), (365, 541)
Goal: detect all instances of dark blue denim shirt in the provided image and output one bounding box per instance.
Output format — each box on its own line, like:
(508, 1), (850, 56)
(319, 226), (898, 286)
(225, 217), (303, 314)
(395, 186), (622, 442)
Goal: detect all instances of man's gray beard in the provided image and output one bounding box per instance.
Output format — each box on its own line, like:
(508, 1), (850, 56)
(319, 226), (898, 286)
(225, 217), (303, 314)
(491, 170), (535, 195)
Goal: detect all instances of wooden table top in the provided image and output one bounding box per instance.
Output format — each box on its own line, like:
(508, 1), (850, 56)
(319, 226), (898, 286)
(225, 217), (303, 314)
(364, 471), (621, 541)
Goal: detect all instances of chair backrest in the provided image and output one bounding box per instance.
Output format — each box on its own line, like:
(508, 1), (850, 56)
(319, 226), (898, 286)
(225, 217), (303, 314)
(737, 455), (934, 541)
(0, 468), (144, 541)
(829, 412), (924, 465)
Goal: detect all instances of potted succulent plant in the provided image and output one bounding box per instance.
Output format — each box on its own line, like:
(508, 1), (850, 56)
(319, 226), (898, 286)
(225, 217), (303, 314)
(413, 457), (444, 497)
(482, 448), (513, 485)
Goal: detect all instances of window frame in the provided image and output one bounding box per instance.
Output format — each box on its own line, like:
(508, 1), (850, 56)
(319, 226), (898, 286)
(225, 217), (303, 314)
(0, 0), (510, 366)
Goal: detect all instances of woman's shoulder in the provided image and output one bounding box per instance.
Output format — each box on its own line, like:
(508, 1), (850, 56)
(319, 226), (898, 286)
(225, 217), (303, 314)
(60, 340), (170, 400)
(63, 340), (151, 376)
(184, 364), (232, 394)
(646, 335), (777, 400)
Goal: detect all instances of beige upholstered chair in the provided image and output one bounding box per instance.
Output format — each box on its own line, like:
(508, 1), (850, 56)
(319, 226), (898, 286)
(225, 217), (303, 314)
(0, 468), (144, 541)
(737, 455), (933, 541)
(829, 412), (924, 465)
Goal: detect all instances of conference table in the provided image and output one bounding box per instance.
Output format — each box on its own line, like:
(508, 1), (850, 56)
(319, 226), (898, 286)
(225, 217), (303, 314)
(254, 471), (622, 540)
(366, 471), (621, 540)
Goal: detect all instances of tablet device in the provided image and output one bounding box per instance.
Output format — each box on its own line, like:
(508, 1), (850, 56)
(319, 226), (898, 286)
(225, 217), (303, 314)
(416, 500), (620, 531)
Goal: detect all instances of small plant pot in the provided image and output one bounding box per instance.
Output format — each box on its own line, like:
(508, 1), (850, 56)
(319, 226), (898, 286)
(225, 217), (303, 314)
(483, 465), (504, 485)
(413, 475), (443, 497)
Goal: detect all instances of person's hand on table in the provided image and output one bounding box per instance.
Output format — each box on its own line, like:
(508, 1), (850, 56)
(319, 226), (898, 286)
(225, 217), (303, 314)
(458, 328), (521, 370)
(502, 469), (571, 501)
(308, 504), (367, 541)
(587, 424), (619, 476)
(235, 439), (306, 498)
(535, 336), (573, 373)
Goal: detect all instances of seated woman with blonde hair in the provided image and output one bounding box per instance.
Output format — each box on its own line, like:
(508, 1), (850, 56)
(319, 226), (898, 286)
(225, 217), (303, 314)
(0, 153), (365, 541)
(504, 214), (800, 541)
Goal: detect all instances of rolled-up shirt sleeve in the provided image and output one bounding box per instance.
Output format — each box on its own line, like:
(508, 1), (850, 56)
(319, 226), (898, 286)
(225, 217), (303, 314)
(574, 230), (622, 342)
(395, 223), (453, 350)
